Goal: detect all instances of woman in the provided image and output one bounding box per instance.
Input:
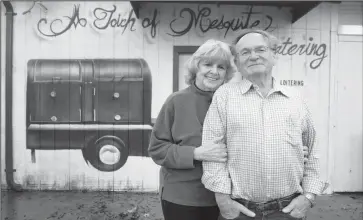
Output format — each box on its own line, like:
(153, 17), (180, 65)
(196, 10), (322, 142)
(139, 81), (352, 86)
(148, 39), (235, 220)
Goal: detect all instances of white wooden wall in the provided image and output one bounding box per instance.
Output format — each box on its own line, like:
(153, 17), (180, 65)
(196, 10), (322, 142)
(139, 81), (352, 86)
(1, 1), (361, 193)
(328, 1), (363, 192)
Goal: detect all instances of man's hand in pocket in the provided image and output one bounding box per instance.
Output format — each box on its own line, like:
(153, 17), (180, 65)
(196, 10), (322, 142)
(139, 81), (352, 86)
(215, 193), (255, 219)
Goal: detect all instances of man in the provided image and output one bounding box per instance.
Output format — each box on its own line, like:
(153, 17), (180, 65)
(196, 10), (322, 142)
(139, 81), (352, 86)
(201, 29), (326, 220)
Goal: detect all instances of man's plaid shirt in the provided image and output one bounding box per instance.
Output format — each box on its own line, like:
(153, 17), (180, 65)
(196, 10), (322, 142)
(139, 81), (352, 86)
(201, 79), (325, 202)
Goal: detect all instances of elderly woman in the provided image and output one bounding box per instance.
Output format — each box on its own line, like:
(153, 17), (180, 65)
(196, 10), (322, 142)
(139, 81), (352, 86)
(148, 39), (235, 220)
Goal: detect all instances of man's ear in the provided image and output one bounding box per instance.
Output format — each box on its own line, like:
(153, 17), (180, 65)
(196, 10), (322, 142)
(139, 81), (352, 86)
(233, 56), (239, 69)
(272, 52), (278, 66)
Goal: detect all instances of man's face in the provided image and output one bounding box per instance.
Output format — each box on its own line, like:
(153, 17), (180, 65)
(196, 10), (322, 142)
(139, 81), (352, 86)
(235, 33), (276, 77)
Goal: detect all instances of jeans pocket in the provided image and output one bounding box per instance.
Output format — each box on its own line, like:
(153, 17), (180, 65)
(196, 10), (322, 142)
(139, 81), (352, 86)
(218, 213), (240, 220)
(218, 213), (254, 220)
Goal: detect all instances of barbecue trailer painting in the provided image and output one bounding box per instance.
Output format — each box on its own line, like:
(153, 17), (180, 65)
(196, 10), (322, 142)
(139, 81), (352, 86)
(2, 1), (360, 193)
(26, 59), (152, 172)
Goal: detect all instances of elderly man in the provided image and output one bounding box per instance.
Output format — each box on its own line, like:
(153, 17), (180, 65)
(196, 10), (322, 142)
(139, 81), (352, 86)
(201, 29), (326, 220)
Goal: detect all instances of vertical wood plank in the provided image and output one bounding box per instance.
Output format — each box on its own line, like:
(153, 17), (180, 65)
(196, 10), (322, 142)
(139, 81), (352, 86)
(326, 2), (339, 194)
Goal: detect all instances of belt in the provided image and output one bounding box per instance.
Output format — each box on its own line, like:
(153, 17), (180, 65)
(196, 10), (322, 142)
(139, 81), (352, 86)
(234, 193), (301, 212)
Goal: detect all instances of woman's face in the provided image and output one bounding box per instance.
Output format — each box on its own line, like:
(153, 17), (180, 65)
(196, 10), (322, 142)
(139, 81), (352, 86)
(195, 59), (227, 92)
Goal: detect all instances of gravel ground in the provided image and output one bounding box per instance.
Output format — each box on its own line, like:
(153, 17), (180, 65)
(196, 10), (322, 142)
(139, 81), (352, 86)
(1, 190), (362, 220)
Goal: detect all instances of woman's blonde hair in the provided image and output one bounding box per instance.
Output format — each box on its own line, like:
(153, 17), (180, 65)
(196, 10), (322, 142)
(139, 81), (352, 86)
(184, 39), (236, 85)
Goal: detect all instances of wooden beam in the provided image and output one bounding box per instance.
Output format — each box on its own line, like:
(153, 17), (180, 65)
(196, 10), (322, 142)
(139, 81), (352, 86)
(291, 2), (321, 23)
(130, 1), (140, 19)
(131, 1), (340, 24)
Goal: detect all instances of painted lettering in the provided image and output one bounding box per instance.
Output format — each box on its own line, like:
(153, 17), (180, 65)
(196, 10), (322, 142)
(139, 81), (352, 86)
(168, 6), (273, 38)
(280, 80), (304, 86)
(35, 4), (327, 70)
(37, 4), (87, 37)
(141, 9), (159, 38)
(310, 44), (327, 69)
(93, 5), (136, 34)
(276, 37), (327, 69)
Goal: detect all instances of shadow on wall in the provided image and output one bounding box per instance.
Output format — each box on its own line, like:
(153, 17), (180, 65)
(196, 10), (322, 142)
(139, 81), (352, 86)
(26, 59), (153, 172)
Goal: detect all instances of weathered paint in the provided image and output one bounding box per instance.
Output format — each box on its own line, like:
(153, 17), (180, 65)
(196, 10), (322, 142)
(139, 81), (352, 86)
(327, 1), (363, 193)
(0, 1), (361, 192)
(333, 39), (362, 191)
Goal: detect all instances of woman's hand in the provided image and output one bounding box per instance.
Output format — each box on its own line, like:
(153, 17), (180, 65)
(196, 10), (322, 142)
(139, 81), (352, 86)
(194, 143), (227, 162)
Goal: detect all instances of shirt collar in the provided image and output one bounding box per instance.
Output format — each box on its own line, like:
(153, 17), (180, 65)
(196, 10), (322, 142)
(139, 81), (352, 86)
(238, 77), (291, 97)
(273, 78), (291, 97)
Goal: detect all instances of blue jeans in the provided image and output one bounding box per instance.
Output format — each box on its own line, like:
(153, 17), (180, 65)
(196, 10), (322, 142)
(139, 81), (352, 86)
(218, 193), (307, 220)
(161, 200), (219, 220)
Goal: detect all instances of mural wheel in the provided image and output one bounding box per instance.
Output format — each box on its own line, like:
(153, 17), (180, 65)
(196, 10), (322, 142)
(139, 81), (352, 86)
(82, 136), (129, 172)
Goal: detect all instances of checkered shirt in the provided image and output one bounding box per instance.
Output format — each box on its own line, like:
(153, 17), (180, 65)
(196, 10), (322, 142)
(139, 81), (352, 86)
(201, 79), (325, 202)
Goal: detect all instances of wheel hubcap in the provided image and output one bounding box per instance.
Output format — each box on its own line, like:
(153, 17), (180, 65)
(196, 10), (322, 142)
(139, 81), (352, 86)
(99, 144), (121, 165)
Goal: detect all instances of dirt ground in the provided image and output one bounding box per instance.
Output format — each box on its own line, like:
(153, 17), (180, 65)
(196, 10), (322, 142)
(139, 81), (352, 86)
(1, 190), (362, 220)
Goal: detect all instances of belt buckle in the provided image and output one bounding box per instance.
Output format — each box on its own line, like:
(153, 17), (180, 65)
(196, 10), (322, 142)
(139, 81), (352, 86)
(255, 203), (265, 211)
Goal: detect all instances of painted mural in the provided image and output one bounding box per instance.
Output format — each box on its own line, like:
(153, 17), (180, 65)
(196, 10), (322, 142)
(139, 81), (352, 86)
(26, 59), (152, 172)
(1, 1), (335, 191)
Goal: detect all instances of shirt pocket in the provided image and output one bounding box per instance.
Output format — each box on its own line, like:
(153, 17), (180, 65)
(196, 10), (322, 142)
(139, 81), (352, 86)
(284, 109), (302, 147)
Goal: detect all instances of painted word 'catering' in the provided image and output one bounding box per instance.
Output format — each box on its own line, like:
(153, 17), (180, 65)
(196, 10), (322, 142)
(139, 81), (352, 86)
(276, 37), (327, 69)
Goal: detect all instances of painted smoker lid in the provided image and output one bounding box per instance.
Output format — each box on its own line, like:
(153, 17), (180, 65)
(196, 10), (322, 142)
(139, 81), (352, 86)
(27, 59), (149, 83)
(93, 59), (142, 82)
(28, 59), (82, 82)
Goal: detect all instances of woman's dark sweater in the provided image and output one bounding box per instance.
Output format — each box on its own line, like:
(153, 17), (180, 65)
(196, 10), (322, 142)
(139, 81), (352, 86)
(148, 82), (217, 206)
